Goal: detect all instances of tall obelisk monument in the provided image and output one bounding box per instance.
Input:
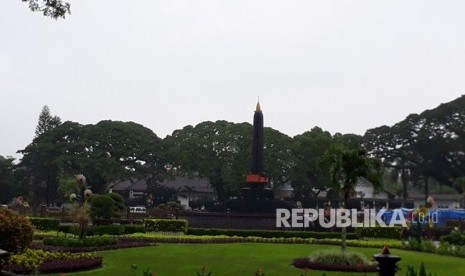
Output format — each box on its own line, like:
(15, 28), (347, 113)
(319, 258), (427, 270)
(246, 101), (269, 187)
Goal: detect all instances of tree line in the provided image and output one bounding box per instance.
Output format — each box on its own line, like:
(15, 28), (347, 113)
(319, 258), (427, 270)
(2, 95), (465, 206)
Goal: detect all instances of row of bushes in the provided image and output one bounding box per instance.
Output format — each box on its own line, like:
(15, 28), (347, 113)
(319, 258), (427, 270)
(186, 228), (360, 240)
(145, 219), (188, 233)
(28, 217), (60, 231)
(355, 226), (403, 240)
(57, 219), (188, 236)
(59, 224), (146, 236)
(43, 236), (118, 247)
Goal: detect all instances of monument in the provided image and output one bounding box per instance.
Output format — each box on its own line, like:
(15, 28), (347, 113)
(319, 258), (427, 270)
(243, 101), (273, 199)
(246, 101), (269, 185)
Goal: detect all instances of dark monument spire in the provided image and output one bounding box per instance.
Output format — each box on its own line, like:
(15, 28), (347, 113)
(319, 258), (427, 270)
(246, 101), (268, 185)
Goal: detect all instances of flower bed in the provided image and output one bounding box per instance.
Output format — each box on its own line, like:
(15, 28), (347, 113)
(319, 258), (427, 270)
(2, 249), (102, 275)
(31, 237), (154, 252)
(293, 250), (377, 273)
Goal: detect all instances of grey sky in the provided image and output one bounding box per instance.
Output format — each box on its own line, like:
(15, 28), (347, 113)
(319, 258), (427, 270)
(2, 1), (465, 159)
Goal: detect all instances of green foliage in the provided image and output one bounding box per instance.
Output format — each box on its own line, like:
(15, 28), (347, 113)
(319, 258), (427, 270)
(27, 217), (60, 231)
(109, 192), (126, 212)
(291, 127), (333, 201)
(92, 225), (125, 236)
(309, 250), (372, 266)
(406, 262), (436, 276)
(43, 236), (117, 247)
(186, 228), (359, 240)
(145, 219), (188, 233)
(441, 228), (465, 246)
(124, 224), (146, 234)
(355, 226), (403, 240)
(8, 249), (95, 273)
(90, 194), (117, 219)
(0, 209), (34, 252)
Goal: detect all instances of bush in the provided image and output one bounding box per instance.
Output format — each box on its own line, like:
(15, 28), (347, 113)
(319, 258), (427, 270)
(356, 226), (402, 240)
(43, 236), (117, 247)
(4, 249), (102, 274)
(0, 209), (34, 252)
(90, 194), (117, 220)
(124, 224), (146, 234)
(406, 262), (436, 276)
(441, 228), (465, 246)
(145, 219), (188, 233)
(310, 250), (372, 266)
(92, 225), (125, 236)
(293, 250), (376, 272)
(28, 217), (60, 231)
(58, 224), (79, 235)
(186, 228), (359, 240)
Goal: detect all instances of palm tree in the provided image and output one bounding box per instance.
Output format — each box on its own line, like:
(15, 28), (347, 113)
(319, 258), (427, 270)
(324, 146), (383, 252)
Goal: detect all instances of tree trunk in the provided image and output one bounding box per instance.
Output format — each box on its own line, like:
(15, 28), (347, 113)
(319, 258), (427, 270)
(424, 177), (429, 204)
(341, 190), (348, 253)
(401, 168), (408, 208)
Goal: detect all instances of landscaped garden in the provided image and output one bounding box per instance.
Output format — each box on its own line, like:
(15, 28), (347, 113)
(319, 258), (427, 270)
(3, 191), (465, 275)
(57, 243), (465, 276)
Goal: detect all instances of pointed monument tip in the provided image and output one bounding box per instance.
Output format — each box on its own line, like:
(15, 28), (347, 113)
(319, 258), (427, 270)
(256, 101), (261, 112)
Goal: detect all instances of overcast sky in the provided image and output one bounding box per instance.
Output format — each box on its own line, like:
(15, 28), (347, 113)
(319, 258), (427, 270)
(2, 1), (465, 159)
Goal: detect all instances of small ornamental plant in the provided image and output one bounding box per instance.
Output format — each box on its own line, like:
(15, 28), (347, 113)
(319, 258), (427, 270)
(254, 266), (265, 276)
(0, 208), (34, 252)
(197, 265), (212, 276)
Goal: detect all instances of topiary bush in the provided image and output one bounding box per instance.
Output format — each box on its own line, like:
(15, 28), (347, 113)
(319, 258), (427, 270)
(90, 194), (116, 220)
(0, 209), (34, 252)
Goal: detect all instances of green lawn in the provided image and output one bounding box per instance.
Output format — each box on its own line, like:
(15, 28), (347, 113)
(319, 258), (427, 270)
(54, 243), (463, 276)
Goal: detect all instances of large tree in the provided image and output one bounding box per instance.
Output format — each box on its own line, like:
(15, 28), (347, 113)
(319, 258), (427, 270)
(35, 105), (62, 138)
(163, 120), (294, 201)
(19, 120), (165, 204)
(290, 127), (332, 207)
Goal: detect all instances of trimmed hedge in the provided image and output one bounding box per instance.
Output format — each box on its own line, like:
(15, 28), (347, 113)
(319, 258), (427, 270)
(59, 224), (139, 236)
(43, 236), (118, 247)
(145, 219), (188, 233)
(93, 225), (125, 236)
(124, 224), (146, 234)
(186, 228), (360, 240)
(28, 217), (60, 231)
(355, 226), (403, 240)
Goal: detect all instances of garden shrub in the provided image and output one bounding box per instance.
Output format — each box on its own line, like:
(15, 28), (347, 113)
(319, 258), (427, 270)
(187, 228), (359, 240)
(406, 262), (436, 276)
(90, 194), (116, 219)
(92, 224), (125, 236)
(0, 209), (34, 252)
(145, 219), (188, 233)
(310, 250), (371, 266)
(293, 250), (376, 272)
(28, 217), (60, 231)
(441, 228), (465, 246)
(124, 224), (146, 234)
(58, 224), (79, 235)
(43, 236), (117, 247)
(4, 249), (102, 274)
(355, 226), (402, 240)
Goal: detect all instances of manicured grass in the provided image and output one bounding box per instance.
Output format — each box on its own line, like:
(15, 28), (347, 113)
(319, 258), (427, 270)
(44, 243), (465, 276)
